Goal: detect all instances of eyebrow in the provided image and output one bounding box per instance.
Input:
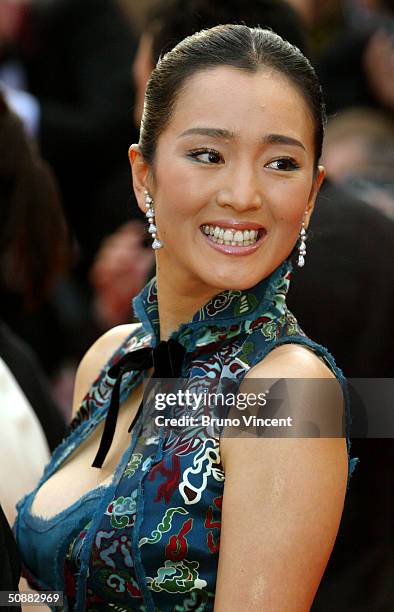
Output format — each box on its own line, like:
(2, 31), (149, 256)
(261, 133), (306, 151)
(178, 128), (306, 151)
(178, 127), (235, 139)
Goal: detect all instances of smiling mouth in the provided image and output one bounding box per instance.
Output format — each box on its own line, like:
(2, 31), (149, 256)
(200, 224), (264, 246)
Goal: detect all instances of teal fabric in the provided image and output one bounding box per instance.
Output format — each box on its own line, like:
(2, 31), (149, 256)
(15, 260), (357, 611)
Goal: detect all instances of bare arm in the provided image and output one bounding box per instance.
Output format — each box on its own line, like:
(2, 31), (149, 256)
(215, 345), (348, 611)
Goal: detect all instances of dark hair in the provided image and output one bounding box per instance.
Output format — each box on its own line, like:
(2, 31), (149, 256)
(144, 0), (307, 63)
(139, 24), (326, 168)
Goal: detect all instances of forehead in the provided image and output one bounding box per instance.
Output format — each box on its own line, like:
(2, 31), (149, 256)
(162, 65), (315, 149)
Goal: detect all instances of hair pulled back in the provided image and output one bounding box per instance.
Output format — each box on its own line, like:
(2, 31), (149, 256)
(139, 24), (326, 168)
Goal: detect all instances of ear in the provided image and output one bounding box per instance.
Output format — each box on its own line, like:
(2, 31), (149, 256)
(128, 144), (151, 215)
(304, 165), (325, 228)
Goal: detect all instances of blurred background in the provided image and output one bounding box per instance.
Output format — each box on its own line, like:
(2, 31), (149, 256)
(0, 1), (393, 610)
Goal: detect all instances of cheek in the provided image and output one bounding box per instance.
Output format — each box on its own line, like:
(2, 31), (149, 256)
(154, 161), (205, 223)
(265, 177), (312, 225)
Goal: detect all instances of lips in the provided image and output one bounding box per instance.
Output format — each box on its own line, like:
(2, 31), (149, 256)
(200, 221), (265, 247)
(199, 221), (267, 256)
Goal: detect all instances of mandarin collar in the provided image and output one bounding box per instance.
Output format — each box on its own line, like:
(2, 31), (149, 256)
(132, 260), (292, 352)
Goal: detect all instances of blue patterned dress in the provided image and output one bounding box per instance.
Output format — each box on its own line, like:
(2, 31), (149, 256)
(15, 261), (357, 611)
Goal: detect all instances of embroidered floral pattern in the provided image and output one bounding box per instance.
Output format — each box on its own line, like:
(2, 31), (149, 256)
(124, 453), (143, 478)
(105, 492), (138, 529)
(146, 559), (207, 594)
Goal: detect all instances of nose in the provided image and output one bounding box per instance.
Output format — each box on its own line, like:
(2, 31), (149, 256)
(216, 161), (262, 212)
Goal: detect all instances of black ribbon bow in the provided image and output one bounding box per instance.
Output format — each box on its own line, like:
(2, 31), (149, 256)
(92, 339), (186, 469)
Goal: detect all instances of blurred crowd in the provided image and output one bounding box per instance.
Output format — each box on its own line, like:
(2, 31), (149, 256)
(0, 0), (393, 610)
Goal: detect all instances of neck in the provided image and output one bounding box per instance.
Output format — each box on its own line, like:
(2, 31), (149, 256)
(155, 262), (222, 341)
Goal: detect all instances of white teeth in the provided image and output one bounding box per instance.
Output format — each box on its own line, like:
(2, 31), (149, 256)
(201, 224), (260, 246)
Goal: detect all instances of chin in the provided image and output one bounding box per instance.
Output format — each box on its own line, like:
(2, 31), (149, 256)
(202, 270), (267, 293)
(225, 278), (265, 291)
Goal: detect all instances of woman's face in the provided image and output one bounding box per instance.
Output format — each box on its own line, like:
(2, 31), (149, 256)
(132, 65), (324, 294)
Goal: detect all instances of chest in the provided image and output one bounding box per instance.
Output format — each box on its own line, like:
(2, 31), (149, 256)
(20, 338), (263, 607)
(30, 382), (144, 520)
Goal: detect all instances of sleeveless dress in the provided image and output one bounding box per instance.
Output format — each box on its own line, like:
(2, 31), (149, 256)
(14, 261), (358, 611)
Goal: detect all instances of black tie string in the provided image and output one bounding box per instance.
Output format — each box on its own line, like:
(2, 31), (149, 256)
(91, 339), (186, 469)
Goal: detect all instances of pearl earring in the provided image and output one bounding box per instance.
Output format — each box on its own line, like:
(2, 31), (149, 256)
(297, 221), (307, 267)
(144, 190), (162, 250)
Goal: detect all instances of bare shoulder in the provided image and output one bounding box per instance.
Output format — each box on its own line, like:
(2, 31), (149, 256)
(72, 324), (139, 416)
(246, 342), (336, 380)
(222, 341), (344, 459)
(220, 344), (346, 472)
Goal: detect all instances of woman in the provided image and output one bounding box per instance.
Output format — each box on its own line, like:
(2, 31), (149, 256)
(15, 25), (356, 611)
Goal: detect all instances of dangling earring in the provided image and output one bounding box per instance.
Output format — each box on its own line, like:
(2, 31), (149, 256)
(297, 221), (307, 267)
(144, 190), (162, 250)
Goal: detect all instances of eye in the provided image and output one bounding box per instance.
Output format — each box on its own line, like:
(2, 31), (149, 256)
(266, 158), (300, 171)
(187, 148), (224, 164)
